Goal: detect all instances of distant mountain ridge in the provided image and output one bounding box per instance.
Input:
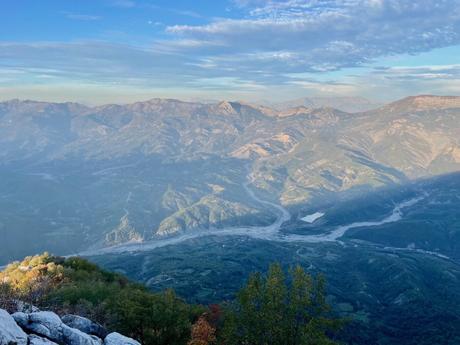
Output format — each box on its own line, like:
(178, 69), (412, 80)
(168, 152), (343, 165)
(379, 95), (460, 113)
(0, 95), (459, 262)
(273, 96), (383, 113)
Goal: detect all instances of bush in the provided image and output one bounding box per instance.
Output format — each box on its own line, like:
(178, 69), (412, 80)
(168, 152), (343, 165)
(0, 282), (18, 313)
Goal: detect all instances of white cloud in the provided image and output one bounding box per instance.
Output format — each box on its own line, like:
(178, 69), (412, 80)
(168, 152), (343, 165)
(167, 0), (460, 73)
(332, 64), (460, 99)
(2, 0), (460, 102)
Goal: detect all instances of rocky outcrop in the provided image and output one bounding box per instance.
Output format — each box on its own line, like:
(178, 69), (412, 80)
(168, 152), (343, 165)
(15, 312), (64, 342)
(0, 309), (28, 345)
(62, 315), (107, 339)
(1, 309), (138, 345)
(28, 334), (59, 345)
(104, 333), (140, 345)
(61, 326), (102, 345)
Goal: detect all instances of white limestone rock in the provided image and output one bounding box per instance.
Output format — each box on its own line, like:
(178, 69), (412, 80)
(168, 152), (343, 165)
(11, 312), (29, 328)
(62, 315), (107, 338)
(6, 308), (132, 345)
(104, 332), (140, 345)
(28, 334), (59, 345)
(62, 326), (102, 345)
(26, 311), (64, 342)
(0, 308), (28, 345)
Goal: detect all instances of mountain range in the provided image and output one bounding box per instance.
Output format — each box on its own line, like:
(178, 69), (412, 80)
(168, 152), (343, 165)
(0, 95), (459, 262)
(2, 94), (460, 344)
(272, 96), (382, 113)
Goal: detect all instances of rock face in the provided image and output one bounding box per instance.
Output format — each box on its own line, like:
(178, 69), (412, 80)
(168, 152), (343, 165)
(11, 312), (29, 328)
(62, 315), (107, 339)
(1, 309), (138, 345)
(20, 312), (64, 342)
(104, 333), (140, 345)
(28, 335), (59, 345)
(61, 326), (102, 345)
(0, 309), (28, 345)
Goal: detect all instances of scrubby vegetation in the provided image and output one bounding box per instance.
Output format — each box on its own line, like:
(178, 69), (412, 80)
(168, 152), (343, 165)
(0, 253), (340, 345)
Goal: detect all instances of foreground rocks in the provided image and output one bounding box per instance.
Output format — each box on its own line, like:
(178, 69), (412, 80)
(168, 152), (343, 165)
(62, 315), (107, 339)
(104, 333), (140, 345)
(0, 309), (28, 345)
(0, 309), (140, 345)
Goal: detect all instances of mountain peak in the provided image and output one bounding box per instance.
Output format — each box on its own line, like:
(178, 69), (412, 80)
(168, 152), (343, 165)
(385, 95), (460, 112)
(278, 106), (312, 117)
(216, 100), (239, 115)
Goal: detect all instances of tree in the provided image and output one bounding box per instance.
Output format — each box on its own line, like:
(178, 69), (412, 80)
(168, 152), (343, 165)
(188, 314), (217, 345)
(221, 263), (340, 345)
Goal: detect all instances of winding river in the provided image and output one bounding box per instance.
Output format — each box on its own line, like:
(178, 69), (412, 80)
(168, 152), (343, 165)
(77, 175), (427, 257)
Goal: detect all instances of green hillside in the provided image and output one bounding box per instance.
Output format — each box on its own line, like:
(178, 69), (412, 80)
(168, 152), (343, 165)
(0, 253), (339, 345)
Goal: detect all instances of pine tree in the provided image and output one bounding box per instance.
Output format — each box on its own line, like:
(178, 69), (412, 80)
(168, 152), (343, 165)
(221, 263), (340, 345)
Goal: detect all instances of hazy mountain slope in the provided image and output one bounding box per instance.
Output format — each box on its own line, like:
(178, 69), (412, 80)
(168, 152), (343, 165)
(0, 100), (87, 162)
(273, 96), (382, 113)
(249, 96), (460, 206)
(0, 157), (276, 264)
(0, 95), (459, 262)
(352, 96), (460, 177)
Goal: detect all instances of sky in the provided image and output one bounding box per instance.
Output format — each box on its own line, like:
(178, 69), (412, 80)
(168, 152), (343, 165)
(1, 0), (460, 104)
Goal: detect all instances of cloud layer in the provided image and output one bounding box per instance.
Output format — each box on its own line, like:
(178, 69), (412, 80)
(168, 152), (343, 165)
(1, 0), (460, 102)
(168, 0), (460, 72)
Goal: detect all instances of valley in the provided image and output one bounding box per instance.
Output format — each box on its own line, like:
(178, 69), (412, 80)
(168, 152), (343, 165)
(87, 172), (460, 344)
(1, 95), (460, 344)
(78, 169), (431, 257)
(1, 95), (459, 264)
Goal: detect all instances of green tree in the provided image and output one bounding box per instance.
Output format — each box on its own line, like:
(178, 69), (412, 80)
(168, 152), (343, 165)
(221, 263), (340, 345)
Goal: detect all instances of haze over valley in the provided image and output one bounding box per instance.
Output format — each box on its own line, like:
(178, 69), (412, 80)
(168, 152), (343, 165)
(1, 94), (459, 264)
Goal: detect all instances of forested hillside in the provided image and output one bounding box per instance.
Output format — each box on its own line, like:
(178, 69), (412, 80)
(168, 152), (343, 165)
(0, 253), (340, 345)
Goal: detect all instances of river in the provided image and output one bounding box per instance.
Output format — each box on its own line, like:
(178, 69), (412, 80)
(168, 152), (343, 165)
(77, 174), (427, 257)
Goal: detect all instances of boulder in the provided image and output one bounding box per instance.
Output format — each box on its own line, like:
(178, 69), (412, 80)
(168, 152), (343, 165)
(11, 312), (29, 328)
(28, 334), (59, 345)
(104, 333), (140, 345)
(14, 311), (102, 345)
(0, 308), (28, 345)
(5, 308), (134, 345)
(62, 326), (102, 345)
(62, 315), (107, 339)
(25, 311), (64, 342)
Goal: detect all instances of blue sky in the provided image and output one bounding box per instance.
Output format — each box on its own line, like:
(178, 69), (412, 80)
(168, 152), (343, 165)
(1, 0), (460, 104)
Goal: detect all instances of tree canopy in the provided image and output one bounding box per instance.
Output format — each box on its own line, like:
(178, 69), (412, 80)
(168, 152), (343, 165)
(221, 263), (340, 345)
